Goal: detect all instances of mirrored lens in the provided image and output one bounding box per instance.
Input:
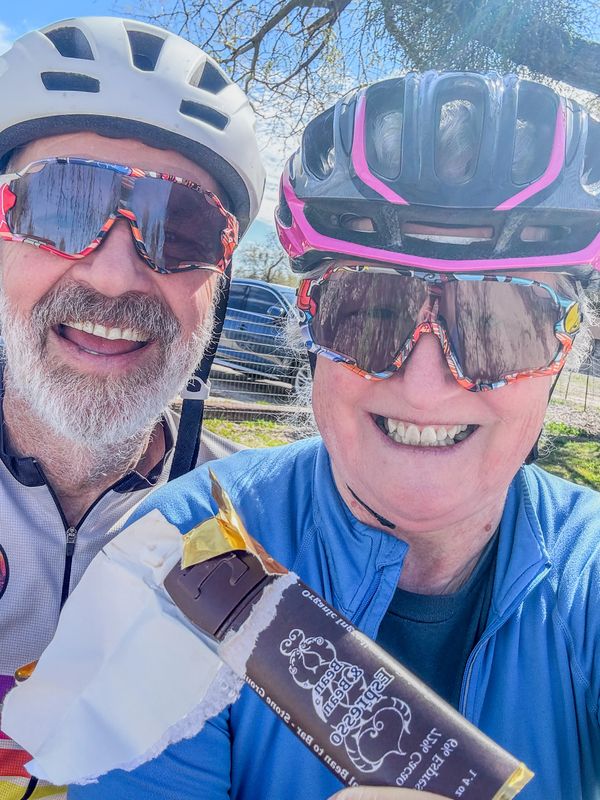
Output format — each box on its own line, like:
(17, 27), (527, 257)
(7, 162), (120, 254)
(310, 270), (563, 382)
(130, 179), (227, 271)
(442, 279), (561, 381)
(310, 270), (428, 373)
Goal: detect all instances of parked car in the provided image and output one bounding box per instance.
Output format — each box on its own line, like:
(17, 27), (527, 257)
(214, 278), (311, 394)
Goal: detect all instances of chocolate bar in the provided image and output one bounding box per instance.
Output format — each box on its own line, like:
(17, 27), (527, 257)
(165, 547), (532, 799)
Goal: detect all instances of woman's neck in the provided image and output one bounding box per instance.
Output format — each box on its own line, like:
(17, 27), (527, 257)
(336, 470), (505, 595)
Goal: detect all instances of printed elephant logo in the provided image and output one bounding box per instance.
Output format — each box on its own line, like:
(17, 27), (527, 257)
(345, 696), (412, 772)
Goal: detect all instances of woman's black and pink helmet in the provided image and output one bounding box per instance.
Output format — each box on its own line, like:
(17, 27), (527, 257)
(275, 72), (600, 281)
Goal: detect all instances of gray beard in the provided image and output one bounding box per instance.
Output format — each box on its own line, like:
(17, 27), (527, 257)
(0, 281), (216, 472)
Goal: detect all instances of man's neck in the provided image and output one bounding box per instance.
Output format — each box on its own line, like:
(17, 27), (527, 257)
(3, 388), (166, 526)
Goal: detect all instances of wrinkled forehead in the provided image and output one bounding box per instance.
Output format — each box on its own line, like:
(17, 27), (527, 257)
(7, 131), (225, 197)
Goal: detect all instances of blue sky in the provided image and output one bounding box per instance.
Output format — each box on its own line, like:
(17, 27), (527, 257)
(0, 1), (121, 39)
(0, 1), (280, 247)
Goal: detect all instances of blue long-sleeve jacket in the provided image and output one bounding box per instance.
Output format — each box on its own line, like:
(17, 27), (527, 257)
(71, 437), (600, 800)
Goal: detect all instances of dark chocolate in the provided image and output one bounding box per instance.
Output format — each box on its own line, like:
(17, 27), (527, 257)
(164, 551), (273, 639)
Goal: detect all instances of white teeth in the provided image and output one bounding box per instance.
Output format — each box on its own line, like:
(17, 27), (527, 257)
(405, 424), (420, 445)
(420, 426), (437, 446)
(64, 321), (146, 342)
(381, 416), (474, 448)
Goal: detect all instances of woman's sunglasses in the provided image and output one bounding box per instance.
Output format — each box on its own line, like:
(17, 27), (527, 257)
(0, 157), (238, 274)
(297, 265), (582, 391)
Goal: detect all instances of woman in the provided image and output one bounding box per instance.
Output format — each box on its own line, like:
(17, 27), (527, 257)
(72, 72), (599, 799)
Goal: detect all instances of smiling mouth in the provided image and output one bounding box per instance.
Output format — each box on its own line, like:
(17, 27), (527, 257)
(56, 321), (152, 356)
(373, 414), (478, 447)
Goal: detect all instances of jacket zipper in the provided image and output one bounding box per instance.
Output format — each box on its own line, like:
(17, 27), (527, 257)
(60, 526), (79, 608)
(40, 464), (135, 608)
(459, 563), (551, 718)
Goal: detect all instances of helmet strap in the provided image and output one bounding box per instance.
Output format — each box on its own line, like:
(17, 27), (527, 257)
(168, 267), (231, 481)
(346, 485), (396, 529)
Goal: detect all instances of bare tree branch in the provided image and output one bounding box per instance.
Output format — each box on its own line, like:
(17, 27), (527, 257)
(136, 0), (600, 140)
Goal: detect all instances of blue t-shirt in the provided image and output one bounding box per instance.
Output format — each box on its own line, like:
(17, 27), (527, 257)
(377, 532), (498, 708)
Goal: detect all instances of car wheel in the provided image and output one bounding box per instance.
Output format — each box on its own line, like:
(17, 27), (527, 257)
(292, 361), (312, 399)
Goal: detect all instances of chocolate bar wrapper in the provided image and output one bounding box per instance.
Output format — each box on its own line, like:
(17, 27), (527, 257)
(165, 548), (533, 800)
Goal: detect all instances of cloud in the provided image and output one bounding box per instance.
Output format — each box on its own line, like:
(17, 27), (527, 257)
(255, 116), (300, 228)
(0, 22), (13, 55)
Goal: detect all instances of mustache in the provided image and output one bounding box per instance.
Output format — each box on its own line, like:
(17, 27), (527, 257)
(30, 281), (181, 344)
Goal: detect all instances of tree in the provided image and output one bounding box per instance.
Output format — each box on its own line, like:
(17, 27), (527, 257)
(234, 232), (298, 285)
(140, 0), (600, 136)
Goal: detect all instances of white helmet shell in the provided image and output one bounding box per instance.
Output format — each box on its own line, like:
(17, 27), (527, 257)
(0, 16), (265, 233)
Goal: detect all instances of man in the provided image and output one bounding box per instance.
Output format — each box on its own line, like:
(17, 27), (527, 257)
(0, 15), (264, 800)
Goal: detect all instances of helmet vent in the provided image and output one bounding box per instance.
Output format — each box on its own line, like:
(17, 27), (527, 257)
(179, 100), (229, 130)
(520, 225), (570, 243)
(276, 184), (293, 227)
(126, 31), (165, 72)
(340, 214), (376, 233)
(436, 99), (480, 184)
(41, 72), (100, 93)
(191, 61), (231, 94)
(512, 85), (556, 185)
(44, 27), (94, 60)
(304, 108), (335, 180)
(365, 81), (404, 180)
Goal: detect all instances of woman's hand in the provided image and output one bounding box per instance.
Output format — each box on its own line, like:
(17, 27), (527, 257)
(329, 788), (449, 800)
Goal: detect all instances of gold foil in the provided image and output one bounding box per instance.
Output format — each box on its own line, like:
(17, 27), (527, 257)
(492, 764), (534, 799)
(181, 470), (287, 575)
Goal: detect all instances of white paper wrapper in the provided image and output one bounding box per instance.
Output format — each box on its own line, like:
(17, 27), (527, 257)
(2, 510), (241, 785)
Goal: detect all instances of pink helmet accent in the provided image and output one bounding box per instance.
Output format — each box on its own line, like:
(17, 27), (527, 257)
(277, 171), (600, 274)
(351, 93), (409, 206)
(495, 103), (566, 211)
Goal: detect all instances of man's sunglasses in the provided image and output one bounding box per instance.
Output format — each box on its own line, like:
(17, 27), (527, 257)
(297, 265), (582, 391)
(0, 157), (238, 274)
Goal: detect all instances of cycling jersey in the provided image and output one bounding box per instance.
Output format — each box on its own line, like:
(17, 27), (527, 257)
(0, 368), (240, 800)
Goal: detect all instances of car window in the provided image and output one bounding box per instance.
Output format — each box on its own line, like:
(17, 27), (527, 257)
(227, 284), (248, 311)
(279, 287), (297, 306)
(245, 287), (281, 316)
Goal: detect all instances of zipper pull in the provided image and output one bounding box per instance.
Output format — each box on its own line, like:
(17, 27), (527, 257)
(65, 526), (78, 557)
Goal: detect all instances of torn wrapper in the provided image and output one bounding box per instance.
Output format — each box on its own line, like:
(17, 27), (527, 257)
(1, 509), (242, 785)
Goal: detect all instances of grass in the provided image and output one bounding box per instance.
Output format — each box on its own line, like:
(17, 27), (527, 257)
(204, 417), (292, 448)
(538, 422), (600, 490)
(205, 417), (600, 491)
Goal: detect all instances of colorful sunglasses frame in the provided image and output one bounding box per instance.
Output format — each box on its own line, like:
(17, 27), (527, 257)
(297, 264), (582, 392)
(0, 157), (239, 275)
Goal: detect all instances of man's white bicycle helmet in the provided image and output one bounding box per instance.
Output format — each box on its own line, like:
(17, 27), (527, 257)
(0, 16), (265, 234)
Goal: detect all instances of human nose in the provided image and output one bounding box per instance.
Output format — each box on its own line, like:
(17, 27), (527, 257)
(392, 328), (462, 407)
(66, 218), (155, 297)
